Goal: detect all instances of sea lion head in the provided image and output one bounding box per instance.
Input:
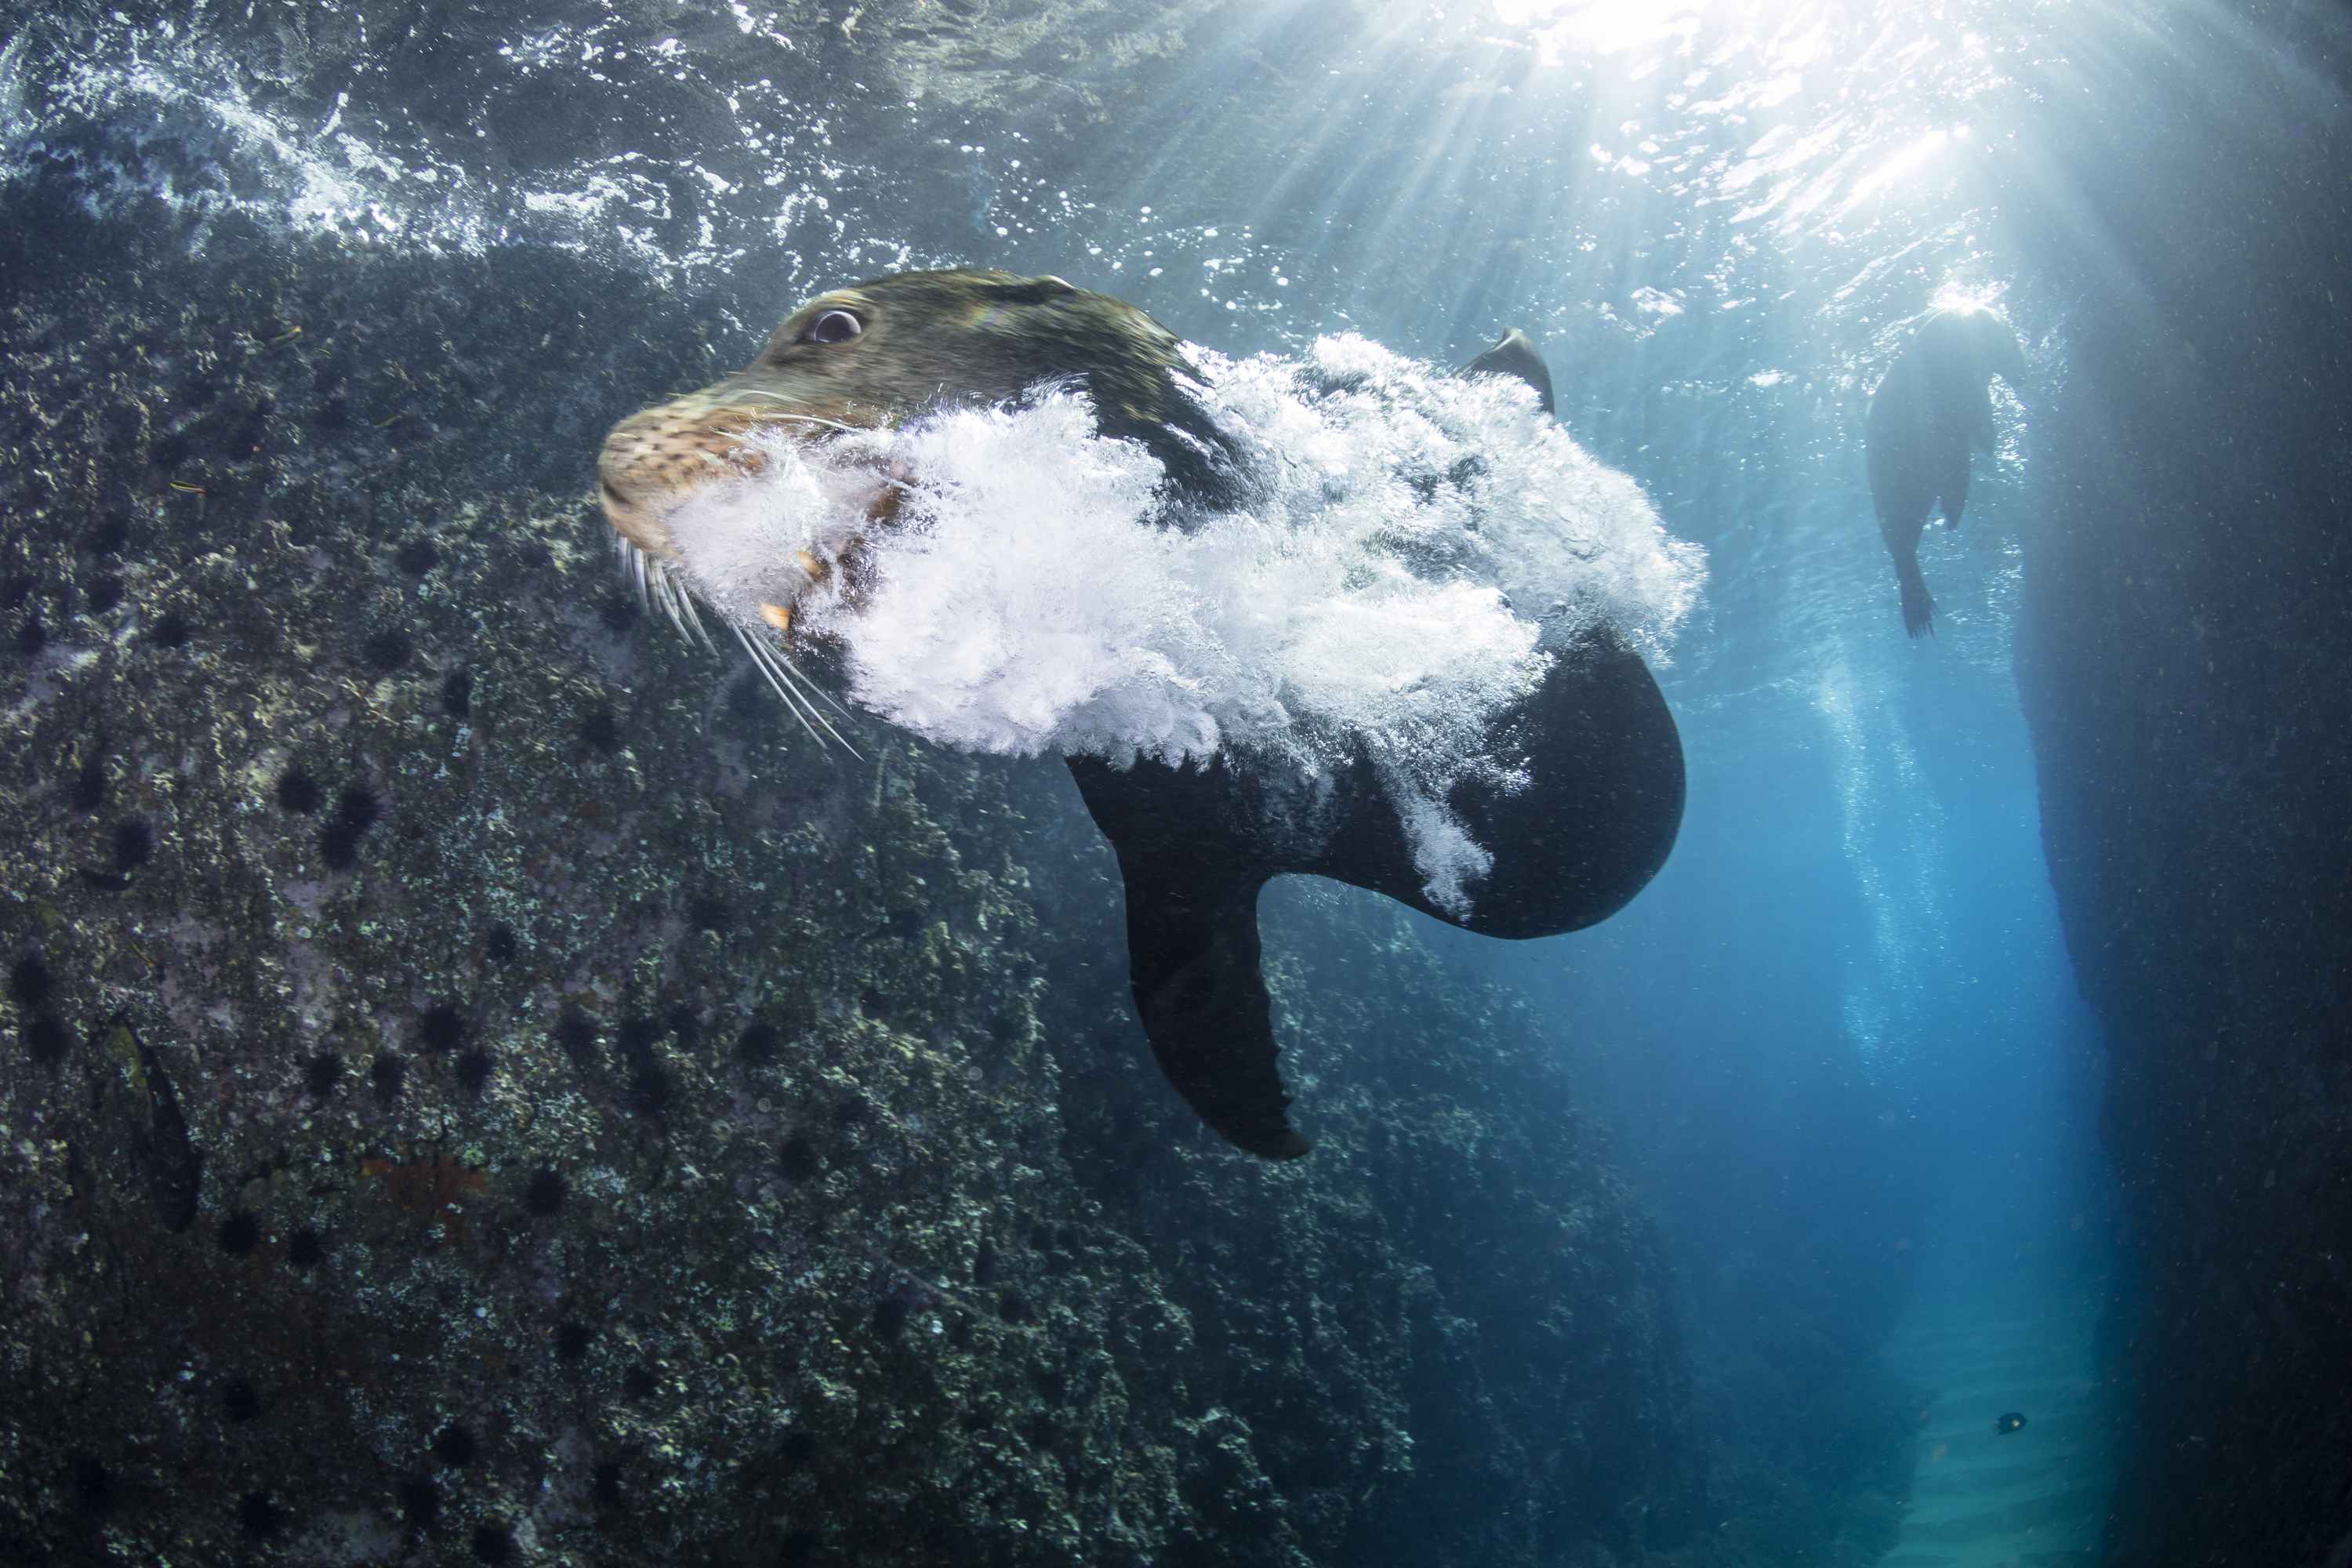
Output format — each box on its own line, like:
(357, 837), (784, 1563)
(598, 268), (1240, 615)
(1917, 302), (2028, 391)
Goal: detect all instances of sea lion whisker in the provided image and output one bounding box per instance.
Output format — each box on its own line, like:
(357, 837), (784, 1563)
(616, 535), (661, 605)
(614, 537), (710, 651)
(769, 639), (862, 742)
(725, 395), (859, 433)
(729, 621), (822, 740)
(666, 583), (714, 650)
(612, 535), (849, 746)
(733, 606), (857, 728)
(768, 652), (858, 756)
(655, 562), (717, 652)
(786, 645), (860, 727)
(731, 622), (861, 756)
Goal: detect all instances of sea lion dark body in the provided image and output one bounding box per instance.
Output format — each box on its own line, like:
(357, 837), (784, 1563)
(1865, 305), (2027, 636)
(1069, 632), (1681, 1158)
(598, 270), (1685, 1159)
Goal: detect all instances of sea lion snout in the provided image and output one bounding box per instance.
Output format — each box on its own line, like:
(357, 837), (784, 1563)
(597, 387), (798, 561)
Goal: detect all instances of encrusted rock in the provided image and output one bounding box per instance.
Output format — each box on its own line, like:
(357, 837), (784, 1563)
(1, 191), (1697, 1566)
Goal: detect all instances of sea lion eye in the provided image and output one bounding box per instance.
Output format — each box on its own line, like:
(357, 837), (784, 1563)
(802, 309), (863, 345)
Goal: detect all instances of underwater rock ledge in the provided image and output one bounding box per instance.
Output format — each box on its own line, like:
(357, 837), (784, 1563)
(0, 194), (1708, 1563)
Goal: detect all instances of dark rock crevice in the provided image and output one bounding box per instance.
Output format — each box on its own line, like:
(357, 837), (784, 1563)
(2008, 2), (2352, 1560)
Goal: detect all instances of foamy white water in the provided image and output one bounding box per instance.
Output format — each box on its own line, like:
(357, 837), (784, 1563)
(662, 335), (1704, 912)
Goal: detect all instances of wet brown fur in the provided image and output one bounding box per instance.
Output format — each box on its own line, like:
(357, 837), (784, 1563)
(600, 269), (1236, 558)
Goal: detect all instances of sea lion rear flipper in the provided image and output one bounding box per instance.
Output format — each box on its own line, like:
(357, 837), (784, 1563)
(1065, 756), (1311, 1160)
(1878, 523), (1937, 637)
(1458, 328), (1556, 416)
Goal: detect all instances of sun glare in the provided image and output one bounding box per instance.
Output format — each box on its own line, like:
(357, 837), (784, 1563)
(1844, 128), (1953, 209)
(1487, 0), (1706, 56)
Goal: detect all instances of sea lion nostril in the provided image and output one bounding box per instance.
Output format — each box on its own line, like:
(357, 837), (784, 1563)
(801, 308), (863, 345)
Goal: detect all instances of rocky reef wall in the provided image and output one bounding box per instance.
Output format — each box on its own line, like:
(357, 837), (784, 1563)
(2009, 4), (2352, 1560)
(0, 179), (1705, 1565)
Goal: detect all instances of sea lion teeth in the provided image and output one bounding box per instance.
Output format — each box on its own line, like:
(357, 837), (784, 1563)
(794, 549), (828, 583)
(758, 602), (793, 633)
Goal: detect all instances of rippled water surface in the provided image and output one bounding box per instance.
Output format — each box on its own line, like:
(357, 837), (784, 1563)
(1, 0), (2060, 706)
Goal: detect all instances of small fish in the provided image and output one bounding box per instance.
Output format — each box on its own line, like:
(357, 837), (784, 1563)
(1994, 1411), (2027, 1436)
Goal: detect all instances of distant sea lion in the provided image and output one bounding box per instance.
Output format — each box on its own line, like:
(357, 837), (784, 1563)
(598, 268), (1684, 1159)
(1865, 304), (2027, 636)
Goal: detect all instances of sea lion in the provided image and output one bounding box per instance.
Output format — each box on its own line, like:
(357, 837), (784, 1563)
(597, 269), (1685, 1159)
(1865, 304), (2027, 636)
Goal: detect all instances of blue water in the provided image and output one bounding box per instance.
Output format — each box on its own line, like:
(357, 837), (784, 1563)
(1418, 613), (2118, 1562)
(1081, 9), (2125, 1552)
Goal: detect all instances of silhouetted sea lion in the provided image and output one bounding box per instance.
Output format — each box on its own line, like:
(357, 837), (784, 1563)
(598, 269), (1684, 1159)
(1865, 304), (2027, 636)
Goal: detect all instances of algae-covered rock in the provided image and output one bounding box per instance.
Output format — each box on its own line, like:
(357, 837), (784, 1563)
(0, 186), (1698, 1566)
(0, 191), (1171, 1566)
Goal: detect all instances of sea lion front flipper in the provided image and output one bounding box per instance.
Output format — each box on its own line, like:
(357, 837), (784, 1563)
(1939, 456), (1973, 530)
(1065, 756), (1311, 1160)
(1457, 328), (1556, 416)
